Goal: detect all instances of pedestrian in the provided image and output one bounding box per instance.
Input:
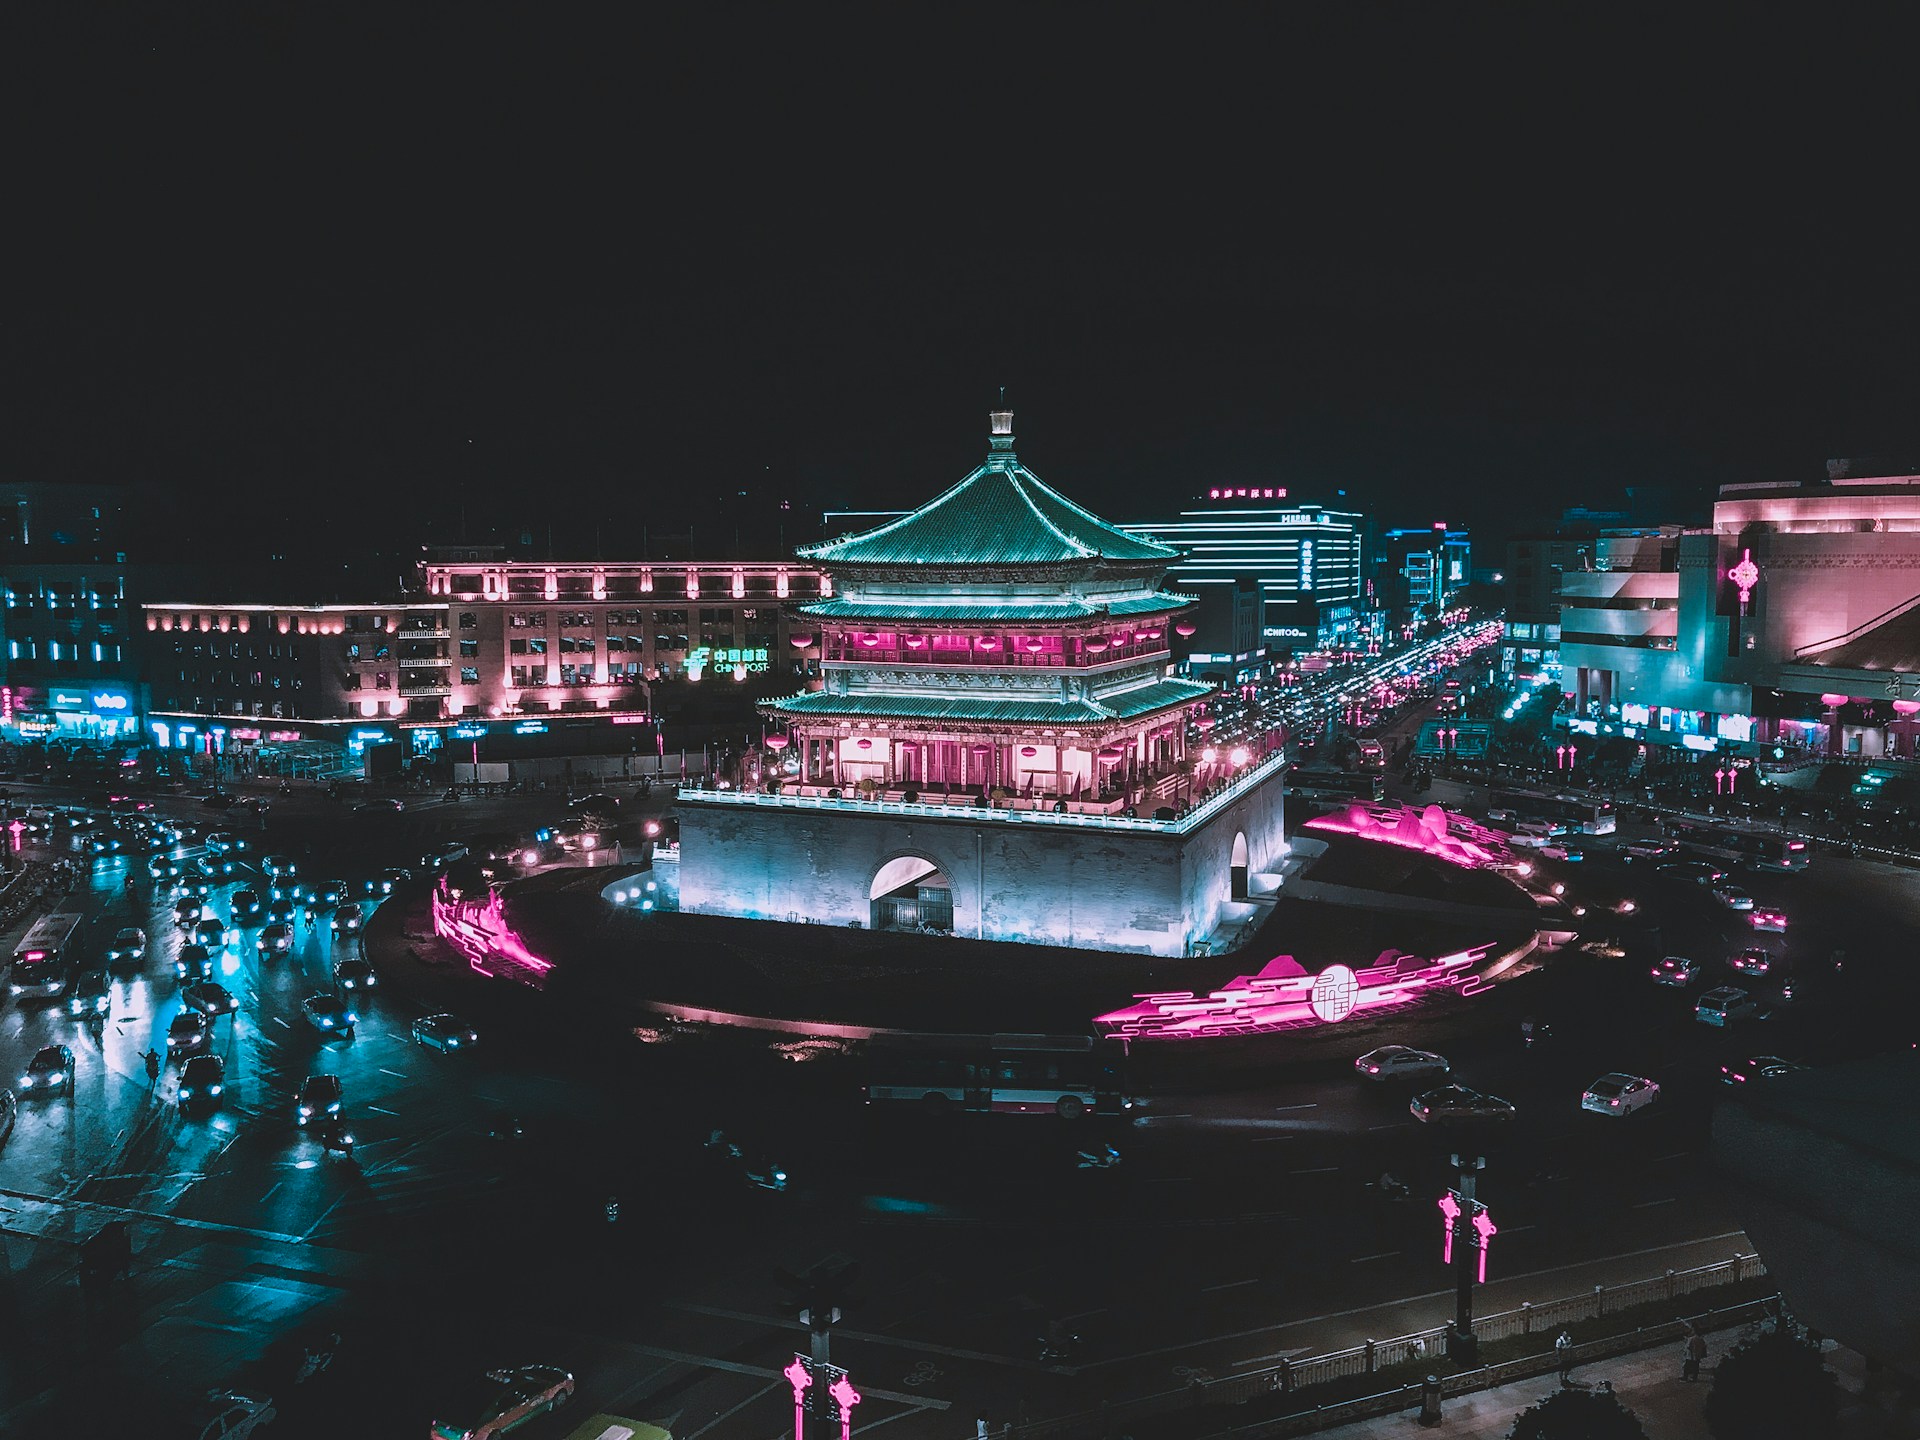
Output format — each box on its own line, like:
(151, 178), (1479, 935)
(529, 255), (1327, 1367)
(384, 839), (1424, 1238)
(1556, 1330), (1574, 1385)
(1683, 1328), (1706, 1381)
(143, 1047), (161, 1088)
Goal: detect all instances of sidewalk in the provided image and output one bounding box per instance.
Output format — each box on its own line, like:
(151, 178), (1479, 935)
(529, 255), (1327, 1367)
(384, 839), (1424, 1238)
(1306, 1337), (1897, 1440)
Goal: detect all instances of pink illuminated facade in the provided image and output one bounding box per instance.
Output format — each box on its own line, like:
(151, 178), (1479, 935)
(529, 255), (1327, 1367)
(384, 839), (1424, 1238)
(1560, 467), (1920, 759)
(1302, 801), (1518, 870)
(431, 875), (555, 988)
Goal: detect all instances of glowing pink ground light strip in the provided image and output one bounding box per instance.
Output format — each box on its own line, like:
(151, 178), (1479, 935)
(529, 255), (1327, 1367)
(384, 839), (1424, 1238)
(1302, 801), (1515, 870)
(431, 883), (556, 988)
(1094, 945), (1493, 1039)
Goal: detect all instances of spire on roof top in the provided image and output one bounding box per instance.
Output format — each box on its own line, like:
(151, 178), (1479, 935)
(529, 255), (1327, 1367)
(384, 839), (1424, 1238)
(988, 389), (1016, 465)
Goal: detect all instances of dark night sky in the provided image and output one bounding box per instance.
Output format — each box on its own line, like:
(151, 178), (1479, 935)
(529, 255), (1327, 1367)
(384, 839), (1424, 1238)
(13, 7), (1920, 563)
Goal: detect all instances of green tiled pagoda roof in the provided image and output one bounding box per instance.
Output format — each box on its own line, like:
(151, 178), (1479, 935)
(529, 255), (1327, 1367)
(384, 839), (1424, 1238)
(796, 592), (1195, 623)
(800, 460), (1181, 567)
(764, 677), (1213, 726)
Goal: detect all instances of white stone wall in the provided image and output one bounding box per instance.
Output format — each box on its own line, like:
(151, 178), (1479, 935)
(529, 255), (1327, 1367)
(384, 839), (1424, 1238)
(676, 771), (1285, 957)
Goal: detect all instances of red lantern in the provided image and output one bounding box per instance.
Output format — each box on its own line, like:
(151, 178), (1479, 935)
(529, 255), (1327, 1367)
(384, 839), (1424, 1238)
(1174, 622), (1197, 638)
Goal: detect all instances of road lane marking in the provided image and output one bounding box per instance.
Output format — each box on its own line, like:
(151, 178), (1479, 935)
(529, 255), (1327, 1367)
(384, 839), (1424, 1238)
(378, 1068), (407, 1079)
(1202, 1278), (1260, 1293)
(366, 1104), (398, 1115)
(1142, 1113), (1194, 1121)
(1653, 1152), (1690, 1162)
(682, 1379), (786, 1440)
(1251, 1136), (1295, 1143)
(261, 1183), (281, 1204)
(271, 1017), (290, 1029)
(1290, 1166), (1338, 1175)
(589, 1339), (949, 1407)
(1272, 1103), (1318, 1112)
(386, 1034), (411, 1044)
(1350, 1251), (1399, 1263)
(1633, 1197), (1677, 1208)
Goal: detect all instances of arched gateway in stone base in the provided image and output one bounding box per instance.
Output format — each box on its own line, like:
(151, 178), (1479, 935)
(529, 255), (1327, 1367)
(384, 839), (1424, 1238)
(674, 406), (1287, 956)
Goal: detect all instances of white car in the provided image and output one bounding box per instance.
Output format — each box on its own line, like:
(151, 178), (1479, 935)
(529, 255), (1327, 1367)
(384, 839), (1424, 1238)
(1696, 986), (1765, 1027)
(1712, 884), (1755, 912)
(1581, 1072), (1660, 1117)
(1355, 1045), (1450, 1082)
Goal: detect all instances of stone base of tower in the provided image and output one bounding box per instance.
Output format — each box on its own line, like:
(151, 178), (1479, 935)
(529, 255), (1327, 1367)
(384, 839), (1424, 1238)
(675, 763), (1284, 957)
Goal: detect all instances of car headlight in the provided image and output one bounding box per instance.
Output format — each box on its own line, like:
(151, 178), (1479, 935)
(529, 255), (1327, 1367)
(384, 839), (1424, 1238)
(209, 1084), (222, 1095)
(180, 1087), (192, 1097)
(20, 1074), (35, 1087)
(446, 1037), (460, 1046)
(299, 1104), (314, 1116)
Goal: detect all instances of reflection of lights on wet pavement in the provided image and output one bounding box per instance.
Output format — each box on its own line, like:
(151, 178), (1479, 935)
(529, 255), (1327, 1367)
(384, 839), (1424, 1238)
(294, 1159), (318, 1170)
(209, 1114), (234, 1132)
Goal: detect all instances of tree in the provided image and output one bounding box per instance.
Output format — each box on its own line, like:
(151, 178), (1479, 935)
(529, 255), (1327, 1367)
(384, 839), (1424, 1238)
(1704, 1327), (1838, 1440)
(1507, 1386), (1649, 1440)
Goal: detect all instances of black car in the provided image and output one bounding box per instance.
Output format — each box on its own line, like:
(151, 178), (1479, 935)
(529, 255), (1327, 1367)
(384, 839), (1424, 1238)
(178, 1054), (225, 1110)
(66, 970), (111, 1019)
(230, 889), (263, 924)
(174, 944), (216, 982)
(257, 922), (294, 957)
(296, 1074), (343, 1126)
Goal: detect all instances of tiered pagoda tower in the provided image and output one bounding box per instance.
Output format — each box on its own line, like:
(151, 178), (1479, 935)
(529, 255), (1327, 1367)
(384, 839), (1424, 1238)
(772, 405), (1213, 802)
(674, 406), (1286, 956)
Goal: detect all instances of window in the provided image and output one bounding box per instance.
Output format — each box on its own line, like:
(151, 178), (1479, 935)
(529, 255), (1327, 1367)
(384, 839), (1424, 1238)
(528, 637), (546, 655)
(560, 612), (593, 628)
(460, 640), (478, 658)
(509, 611), (546, 629)
(461, 666), (480, 683)
(344, 675), (361, 691)
(347, 643), (361, 659)
(459, 612), (477, 629)
(375, 672), (391, 690)
(606, 634), (625, 653)
(510, 665), (541, 688)
(559, 635), (594, 654)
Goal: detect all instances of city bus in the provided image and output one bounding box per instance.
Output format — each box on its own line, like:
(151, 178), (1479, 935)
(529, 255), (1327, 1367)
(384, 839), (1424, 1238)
(1665, 818), (1811, 873)
(865, 1033), (1129, 1118)
(1288, 765), (1387, 804)
(1488, 789), (1617, 836)
(8, 912), (84, 998)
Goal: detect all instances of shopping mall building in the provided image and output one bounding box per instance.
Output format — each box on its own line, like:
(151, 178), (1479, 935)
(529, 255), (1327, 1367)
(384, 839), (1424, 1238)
(1558, 467), (1920, 760)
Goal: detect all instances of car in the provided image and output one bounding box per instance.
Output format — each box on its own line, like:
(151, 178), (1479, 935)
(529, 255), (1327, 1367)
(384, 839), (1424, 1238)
(86, 832), (124, 854)
(204, 831), (247, 855)
(19, 1044), (76, 1095)
(354, 797), (404, 812)
(185, 1389), (276, 1440)
(176, 876), (215, 900)
(195, 853), (235, 879)
(1355, 1045), (1451, 1081)
(429, 1365), (575, 1440)
(333, 956), (377, 991)
(331, 902), (366, 935)
(267, 894), (296, 922)
(1650, 955), (1701, 987)
(311, 879), (347, 907)
(1409, 1084), (1516, 1124)
(1728, 947), (1773, 977)
(178, 1053), (226, 1109)
(1539, 843), (1584, 862)
(183, 981), (239, 1017)
(262, 854), (298, 881)
(175, 944), (217, 982)
(67, 970), (111, 1018)
(1720, 1055), (1809, 1085)
(412, 1013), (479, 1052)
(175, 896), (209, 927)
(1657, 859), (1727, 885)
(200, 792), (238, 811)
(105, 926), (148, 963)
(1696, 985), (1765, 1027)
(230, 889), (263, 924)
(257, 922), (294, 957)
(1581, 1072), (1661, 1117)
(167, 1011), (211, 1056)
(423, 842), (470, 870)
(196, 917), (237, 950)
(363, 868), (409, 895)
(1750, 908), (1789, 932)
(571, 793), (621, 818)
(302, 994), (357, 1039)
(296, 1074), (343, 1126)
(1711, 884), (1755, 912)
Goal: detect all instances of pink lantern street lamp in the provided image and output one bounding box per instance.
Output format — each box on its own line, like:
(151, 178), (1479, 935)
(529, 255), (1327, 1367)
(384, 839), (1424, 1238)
(764, 734), (790, 751)
(789, 634), (814, 648)
(1174, 622), (1197, 638)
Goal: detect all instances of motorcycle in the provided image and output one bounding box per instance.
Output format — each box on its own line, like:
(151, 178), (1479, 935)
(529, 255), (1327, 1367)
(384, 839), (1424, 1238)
(1076, 1145), (1122, 1171)
(705, 1129), (788, 1191)
(314, 1120), (357, 1158)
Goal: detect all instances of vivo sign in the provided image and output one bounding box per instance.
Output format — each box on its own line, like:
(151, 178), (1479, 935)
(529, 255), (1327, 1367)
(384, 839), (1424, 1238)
(92, 692), (129, 711)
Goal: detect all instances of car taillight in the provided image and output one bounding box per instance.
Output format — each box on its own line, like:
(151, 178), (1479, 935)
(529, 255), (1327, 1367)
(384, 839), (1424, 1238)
(1609, 1098), (1619, 1107)
(1367, 1065), (1380, 1073)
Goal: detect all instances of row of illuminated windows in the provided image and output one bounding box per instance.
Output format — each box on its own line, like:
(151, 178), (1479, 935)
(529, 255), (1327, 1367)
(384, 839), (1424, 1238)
(8, 639), (126, 663)
(501, 608), (744, 630)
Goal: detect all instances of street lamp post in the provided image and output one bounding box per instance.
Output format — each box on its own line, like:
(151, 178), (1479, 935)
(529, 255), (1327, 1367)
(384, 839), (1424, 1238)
(1445, 1153), (1487, 1362)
